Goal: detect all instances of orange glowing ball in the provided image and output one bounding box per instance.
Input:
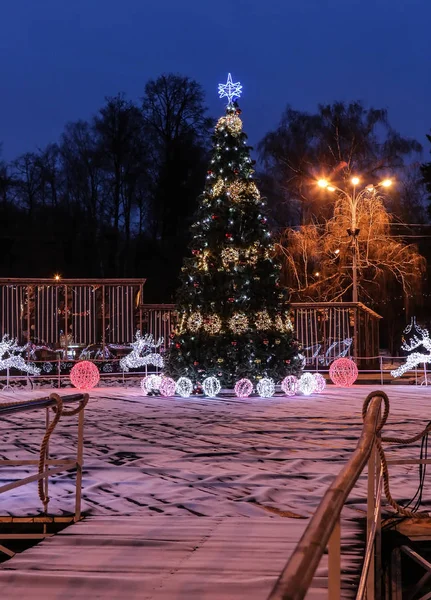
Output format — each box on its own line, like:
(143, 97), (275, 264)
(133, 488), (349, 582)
(70, 360), (100, 390)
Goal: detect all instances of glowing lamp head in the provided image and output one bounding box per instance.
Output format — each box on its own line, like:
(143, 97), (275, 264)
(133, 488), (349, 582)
(317, 179), (329, 189)
(54, 274), (61, 281)
(315, 272), (320, 277)
(381, 179), (392, 188)
(351, 177), (360, 186)
(334, 249), (340, 255)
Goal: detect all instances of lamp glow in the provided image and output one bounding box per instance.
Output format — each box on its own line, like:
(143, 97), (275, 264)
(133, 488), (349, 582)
(351, 177), (360, 186)
(317, 179), (329, 188)
(381, 179), (392, 188)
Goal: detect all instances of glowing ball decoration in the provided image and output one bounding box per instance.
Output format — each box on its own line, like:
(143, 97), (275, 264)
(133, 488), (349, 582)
(176, 377), (193, 398)
(140, 376), (149, 396)
(256, 377), (275, 398)
(70, 361), (100, 390)
(329, 358), (358, 387)
(298, 373), (317, 396)
(313, 373), (326, 394)
(235, 378), (253, 398)
(160, 376), (176, 397)
(141, 374), (162, 395)
(281, 375), (298, 397)
(202, 376), (221, 397)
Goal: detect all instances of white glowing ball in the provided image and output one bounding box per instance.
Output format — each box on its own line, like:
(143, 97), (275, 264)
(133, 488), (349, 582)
(256, 377), (275, 398)
(140, 376), (149, 396)
(281, 375), (298, 397)
(235, 378), (253, 398)
(313, 373), (326, 393)
(202, 376), (221, 397)
(159, 376), (176, 397)
(141, 374), (162, 394)
(176, 377), (193, 398)
(298, 372), (317, 396)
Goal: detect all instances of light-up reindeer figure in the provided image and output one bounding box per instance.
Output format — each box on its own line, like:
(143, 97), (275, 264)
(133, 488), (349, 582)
(391, 320), (431, 378)
(0, 335), (41, 390)
(119, 331), (164, 372)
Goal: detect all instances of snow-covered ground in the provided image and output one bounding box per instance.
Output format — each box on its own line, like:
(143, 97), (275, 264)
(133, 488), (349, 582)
(0, 385), (430, 598)
(1, 385), (430, 518)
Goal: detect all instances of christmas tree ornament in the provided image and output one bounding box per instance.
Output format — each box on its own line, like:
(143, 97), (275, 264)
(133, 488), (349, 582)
(70, 361), (100, 390)
(298, 372), (317, 396)
(313, 373), (326, 393)
(256, 377), (275, 398)
(281, 375), (298, 396)
(228, 312), (249, 334)
(203, 314), (222, 334)
(235, 378), (253, 398)
(202, 376), (221, 397)
(176, 377), (193, 398)
(329, 358), (358, 387)
(187, 312), (203, 332)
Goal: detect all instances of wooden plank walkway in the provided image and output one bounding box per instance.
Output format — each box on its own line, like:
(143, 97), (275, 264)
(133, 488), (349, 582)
(0, 515), (363, 599)
(1, 384), (430, 597)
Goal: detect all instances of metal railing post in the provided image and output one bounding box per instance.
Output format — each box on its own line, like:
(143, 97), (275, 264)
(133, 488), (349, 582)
(375, 451), (382, 600)
(74, 399), (85, 522)
(379, 356), (383, 386)
(328, 517), (341, 599)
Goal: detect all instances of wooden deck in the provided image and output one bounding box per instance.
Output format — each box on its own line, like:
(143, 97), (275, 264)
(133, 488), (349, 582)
(1, 385), (430, 598)
(0, 515), (364, 599)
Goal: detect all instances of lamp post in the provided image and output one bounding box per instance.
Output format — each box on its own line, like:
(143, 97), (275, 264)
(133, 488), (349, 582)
(317, 176), (393, 303)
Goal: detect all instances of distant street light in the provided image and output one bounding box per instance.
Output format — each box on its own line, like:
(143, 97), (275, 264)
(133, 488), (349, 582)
(317, 177), (394, 303)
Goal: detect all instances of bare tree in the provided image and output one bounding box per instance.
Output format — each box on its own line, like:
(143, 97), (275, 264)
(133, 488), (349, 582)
(277, 189), (426, 304)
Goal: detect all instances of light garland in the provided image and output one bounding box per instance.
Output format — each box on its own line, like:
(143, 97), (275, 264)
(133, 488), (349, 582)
(256, 378), (275, 398)
(160, 376), (176, 397)
(391, 318), (431, 378)
(176, 377), (193, 398)
(202, 376), (221, 397)
(255, 311), (272, 331)
(0, 335), (41, 376)
(211, 178), (225, 197)
(226, 181), (260, 203)
(228, 312), (249, 334)
(187, 312), (203, 333)
(203, 314), (222, 334)
(281, 375), (298, 396)
(119, 331), (164, 372)
(313, 373), (326, 393)
(298, 373), (317, 396)
(235, 378), (253, 398)
(216, 115), (242, 136)
(221, 247), (239, 267)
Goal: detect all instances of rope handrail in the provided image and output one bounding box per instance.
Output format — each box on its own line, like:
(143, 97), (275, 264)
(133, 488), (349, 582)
(267, 392), (385, 600)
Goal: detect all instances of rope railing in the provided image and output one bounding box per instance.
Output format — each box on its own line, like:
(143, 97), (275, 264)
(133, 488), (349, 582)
(267, 390), (431, 600)
(0, 392), (88, 528)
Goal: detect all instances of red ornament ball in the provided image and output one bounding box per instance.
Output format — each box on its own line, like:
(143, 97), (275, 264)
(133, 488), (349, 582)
(225, 233), (232, 238)
(70, 360), (100, 390)
(193, 283), (199, 288)
(228, 297), (235, 303)
(329, 358), (358, 387)
(231, 340), (237, 346)
(263, 339), (269, 345)
(211, 214), (218, 220)
(175, 343), (181, 349)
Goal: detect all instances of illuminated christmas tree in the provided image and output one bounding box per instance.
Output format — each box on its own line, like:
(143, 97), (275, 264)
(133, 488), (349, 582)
(165, 74), (303, 387)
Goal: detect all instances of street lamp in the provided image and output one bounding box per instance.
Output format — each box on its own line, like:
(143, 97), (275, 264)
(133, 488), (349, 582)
(317, 177), (394, 303)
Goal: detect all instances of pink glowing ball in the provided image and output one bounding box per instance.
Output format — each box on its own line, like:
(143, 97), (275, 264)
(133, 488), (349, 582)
(235, 378), (253, 398)
(313, 373), (327, 393)
(70, 360), (100, 390)
(281, 375), (298, 397)
(160, 376), (176, 397)
(329, 358), (358, 387)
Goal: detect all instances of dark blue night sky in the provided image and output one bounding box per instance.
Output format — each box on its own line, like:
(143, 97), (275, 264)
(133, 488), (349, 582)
(0, 0), (429, 160)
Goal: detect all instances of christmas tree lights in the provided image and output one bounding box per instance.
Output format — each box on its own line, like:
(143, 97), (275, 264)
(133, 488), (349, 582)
(165, 75), (302, 387)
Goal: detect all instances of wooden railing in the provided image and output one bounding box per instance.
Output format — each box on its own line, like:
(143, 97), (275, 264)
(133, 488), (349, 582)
(267, 393), (384, 600)
(0, 393), (89, 557)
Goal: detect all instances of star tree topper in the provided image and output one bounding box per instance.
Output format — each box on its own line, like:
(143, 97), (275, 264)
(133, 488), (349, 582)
(218, 73), (242, 104)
